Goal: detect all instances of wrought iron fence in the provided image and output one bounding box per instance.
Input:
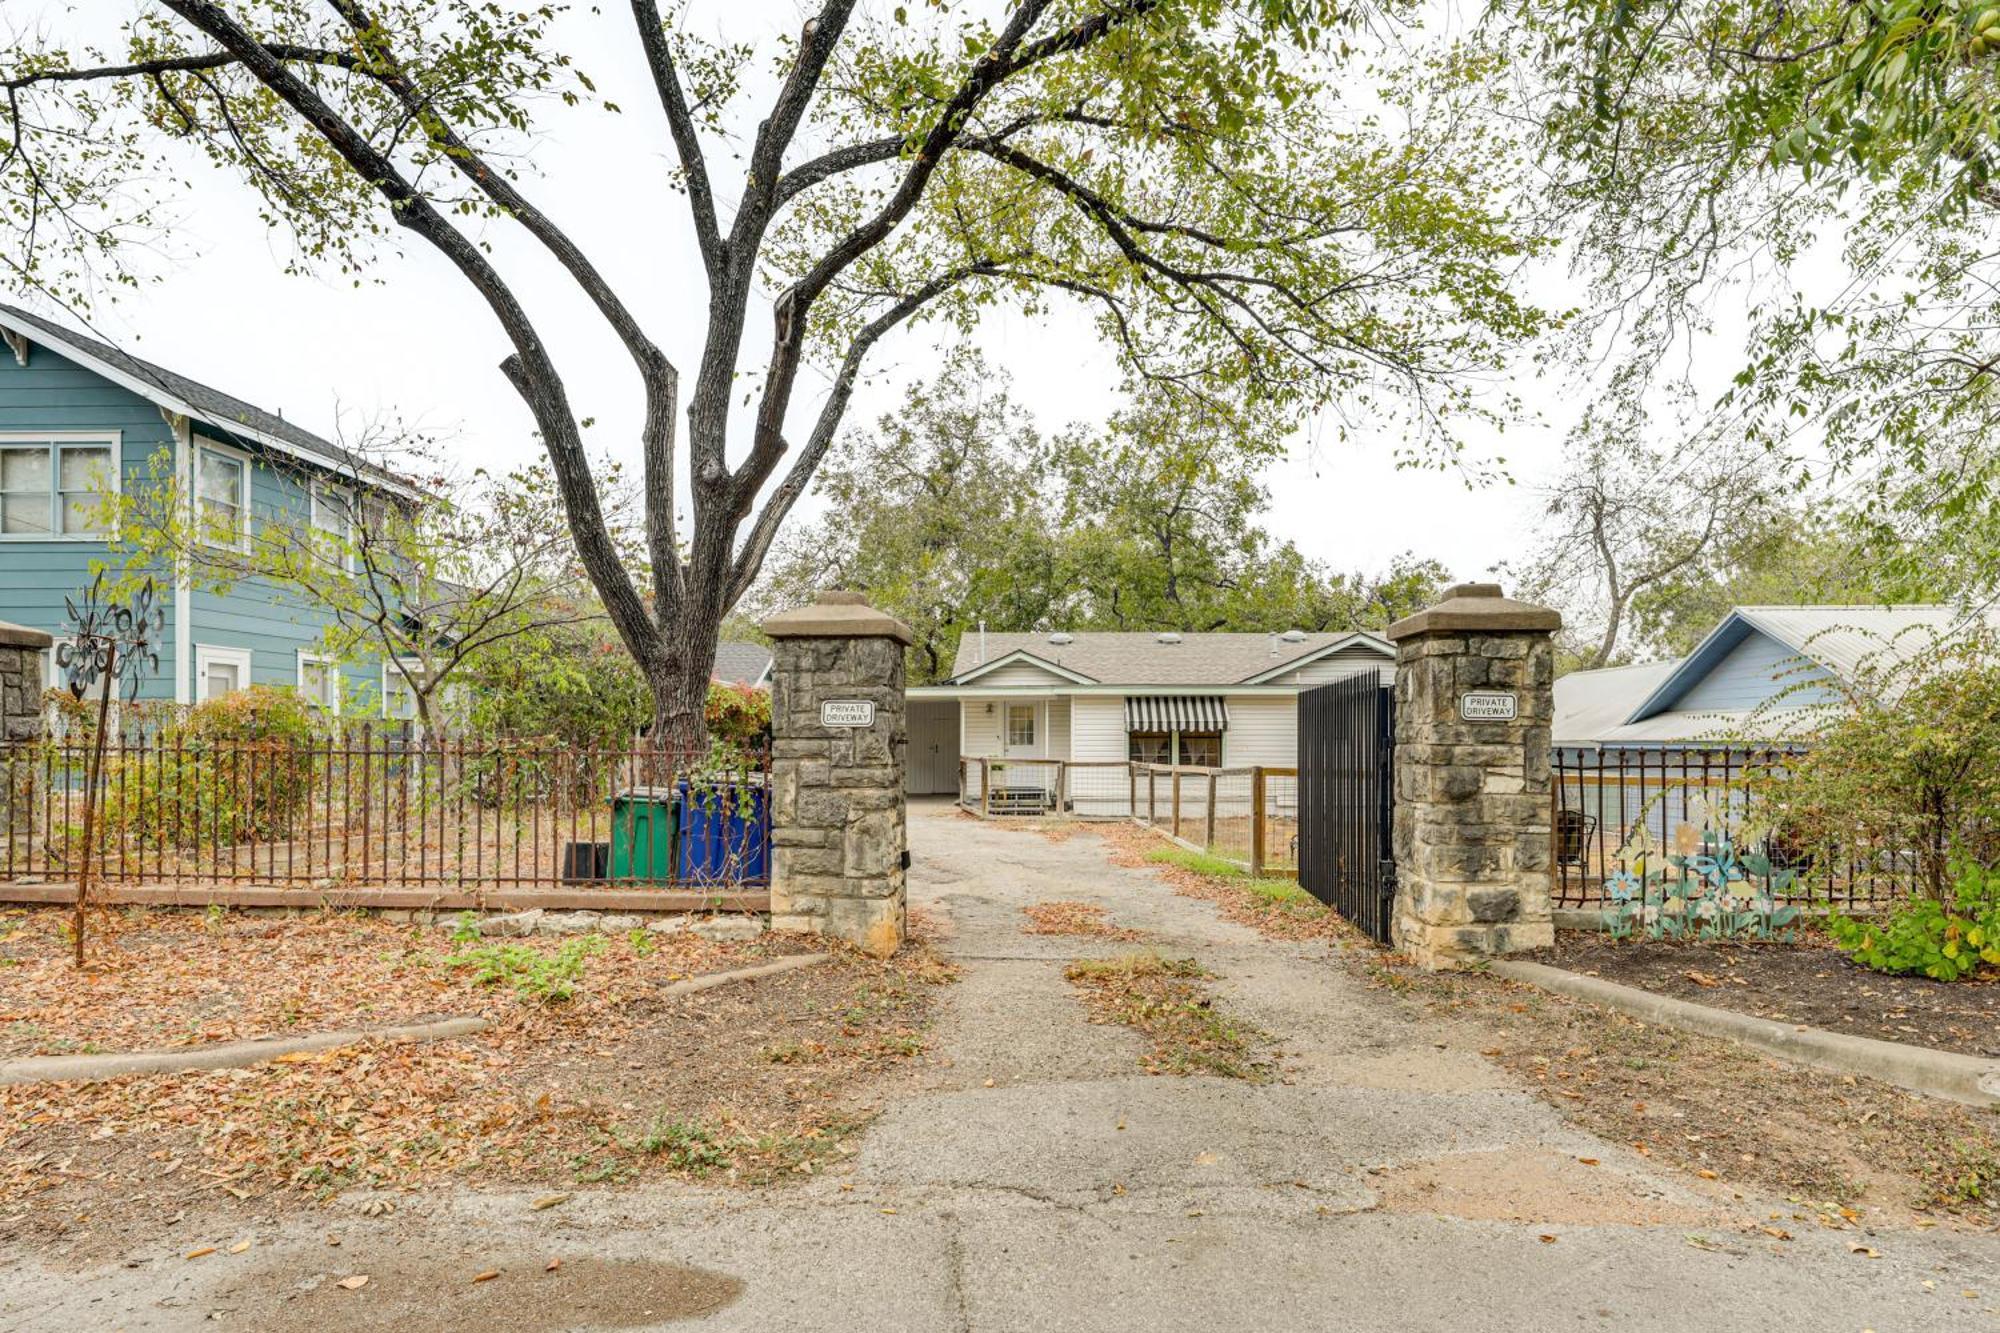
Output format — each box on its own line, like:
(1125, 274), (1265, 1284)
(1551, 747), (1916, 910)
(0, 730), (771, 892)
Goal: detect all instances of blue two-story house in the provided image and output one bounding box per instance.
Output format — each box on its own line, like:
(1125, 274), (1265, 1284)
(0, 301), (424, 715)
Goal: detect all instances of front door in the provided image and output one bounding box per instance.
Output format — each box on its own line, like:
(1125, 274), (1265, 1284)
(906, 701), (960, 795)
(1002, 701), (1039, 759)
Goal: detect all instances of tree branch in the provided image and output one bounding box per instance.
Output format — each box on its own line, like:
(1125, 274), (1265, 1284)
(630, 0), (723, 275)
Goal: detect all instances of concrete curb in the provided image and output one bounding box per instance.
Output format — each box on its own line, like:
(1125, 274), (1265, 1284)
(0, 1016), (492, 1087)
(1489, 958), (2000, 1110)
(657, 952), (829, 999)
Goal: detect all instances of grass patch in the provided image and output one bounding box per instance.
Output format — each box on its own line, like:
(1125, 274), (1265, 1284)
(1063, 952), (1272, 1081)
(1130, 839), (1352, 945)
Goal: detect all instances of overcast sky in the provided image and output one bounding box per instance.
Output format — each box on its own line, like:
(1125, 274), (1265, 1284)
(19, 1), (1598, 591)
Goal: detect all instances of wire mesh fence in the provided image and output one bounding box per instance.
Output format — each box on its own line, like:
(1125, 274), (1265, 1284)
(957, 756), (1297, 876)
(0, 730), (771, 893)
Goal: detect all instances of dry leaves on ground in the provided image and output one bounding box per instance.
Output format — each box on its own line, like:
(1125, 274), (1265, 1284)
(1020, 901), (1149, 942)
(0, 907), (958, 1254)
(1095, 824), (1359, 945)
(1064, 953), (1272, 1081)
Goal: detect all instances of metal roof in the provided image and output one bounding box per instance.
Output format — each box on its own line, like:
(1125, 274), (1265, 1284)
(0, 301), (416, 496)
(1552, 660), (1677, 746)
(1628, 603), (2000, 722)
(947, 630), (1391, 686)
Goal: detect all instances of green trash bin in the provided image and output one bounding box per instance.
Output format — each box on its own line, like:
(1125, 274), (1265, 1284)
(609, 786), (679, 881)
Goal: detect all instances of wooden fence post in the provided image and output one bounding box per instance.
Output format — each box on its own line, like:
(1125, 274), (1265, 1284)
(1129, 763), (1138, 822)
(1250, 766), (1266, 878)
(1056, 761), (1068, 815)
(1148, 768), (1157, 826)
(980, 757), (990, 818)
(1204, 772), (1217, 851)
(1171, 770), (1182, 839)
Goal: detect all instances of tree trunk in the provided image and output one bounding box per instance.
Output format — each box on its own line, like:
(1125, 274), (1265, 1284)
(646, 612), (722, 756)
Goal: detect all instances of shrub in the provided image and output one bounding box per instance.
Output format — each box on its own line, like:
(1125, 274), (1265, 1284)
(100, 686), (329, 849)
(447, 935), (604, 1002)
(1826, 861), (2000, 980)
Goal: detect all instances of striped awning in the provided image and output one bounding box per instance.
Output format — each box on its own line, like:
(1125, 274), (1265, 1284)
(1124, 695), (1229, 733)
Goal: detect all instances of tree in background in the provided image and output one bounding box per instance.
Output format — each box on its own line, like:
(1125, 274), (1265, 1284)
(110, 446), (635, 735)
(1482, 0), (2000, 612)
(0, 0), (1555, 748)
(759, 358), (1452, 679)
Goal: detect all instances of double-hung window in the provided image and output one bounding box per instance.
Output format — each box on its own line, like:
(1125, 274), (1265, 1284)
(309, 483), (354, 569)
(0, 437), (117, 537)
(298, 654), (340, 714)
(196, 441), (249, 549)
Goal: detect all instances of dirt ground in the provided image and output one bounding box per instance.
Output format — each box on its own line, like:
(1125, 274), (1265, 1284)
(1532, 932), (2000, 1058)
(0, 906), (956, 1265)
(1087, 825), (2000, 1227)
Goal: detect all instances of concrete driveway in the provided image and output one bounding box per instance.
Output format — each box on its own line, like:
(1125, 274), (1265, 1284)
(3, 801), (1997, 1330)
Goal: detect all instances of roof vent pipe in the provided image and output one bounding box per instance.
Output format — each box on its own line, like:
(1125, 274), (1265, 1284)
(978, 620), (987, 664)
(1268, 632), (1278, 656)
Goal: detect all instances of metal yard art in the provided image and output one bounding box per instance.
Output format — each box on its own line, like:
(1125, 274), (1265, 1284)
(58, 573), (164, 966)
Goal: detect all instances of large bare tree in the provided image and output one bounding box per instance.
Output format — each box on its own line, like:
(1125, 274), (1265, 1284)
(1, 0), (1553, 747)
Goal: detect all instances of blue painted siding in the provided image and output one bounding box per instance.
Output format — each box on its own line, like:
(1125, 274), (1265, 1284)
(0, 339), (395, 711)
(0, 342), (179, 699)
(1675, 629), (1839, 712)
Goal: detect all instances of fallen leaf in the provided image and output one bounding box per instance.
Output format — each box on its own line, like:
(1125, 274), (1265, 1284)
(472, 1270), (500, 1283)
(880, 1207), (897, 1215)
(1760, 1227), (1792, 1241)
(1538, 1234), (1558, 1244)
(1696, 1170), (1718, 1180)
(184, 1247), (216, 1260)
(1576, 1158), (1599, 1167)
(1684, 970), (1722, 988)
(1194, 1151), (1220, 1166)
(228, 1241), (251, 1255)
(545, 1259), (561, 1273)
(1848, 1244), (1881, 1259)
(530, 1193), (570, 1211)
(337, 1275), (370, 1291)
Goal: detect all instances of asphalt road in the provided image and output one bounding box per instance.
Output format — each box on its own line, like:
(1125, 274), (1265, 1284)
(3, 801), (1997, 1331)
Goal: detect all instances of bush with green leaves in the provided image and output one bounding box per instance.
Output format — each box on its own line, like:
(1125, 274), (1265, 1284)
(1826, 861), (2000, 981)
(448, 935), (604, 1002)
(101, 685), (330, 850)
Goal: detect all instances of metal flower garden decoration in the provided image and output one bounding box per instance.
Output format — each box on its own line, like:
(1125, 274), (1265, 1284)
(58, 572), (165, 967)
(1601, 820), (1802, 943)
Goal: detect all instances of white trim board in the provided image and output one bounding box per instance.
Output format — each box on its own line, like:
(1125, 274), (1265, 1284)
(195, 644), (253, 701)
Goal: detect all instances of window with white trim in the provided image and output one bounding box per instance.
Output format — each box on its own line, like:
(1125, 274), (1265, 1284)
(297, 653), (340, 713)
(196, 441), (248, 549)
(0, 439), (116, 537)
(196, 644), (252, 701)
(309, 483), (353, 568)
(1005, 703), (1036, 748)
(383, 658), (423, 721)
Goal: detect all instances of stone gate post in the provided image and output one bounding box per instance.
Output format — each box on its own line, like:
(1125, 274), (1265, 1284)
(0, 621), (52, 838)
(760, 591), (912, 957)
(1385, 583), (1560, 969)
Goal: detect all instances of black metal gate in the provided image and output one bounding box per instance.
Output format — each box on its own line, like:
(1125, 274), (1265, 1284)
(1297, 673), (1396, 943)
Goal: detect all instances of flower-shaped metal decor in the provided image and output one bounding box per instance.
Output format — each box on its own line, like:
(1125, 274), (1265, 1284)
(58, 573), (164, 704)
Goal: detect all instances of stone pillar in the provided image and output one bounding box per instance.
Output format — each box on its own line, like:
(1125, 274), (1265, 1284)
(0, 621), (52, 838)
(1385, 583), (1559, 969)
(760, 591), (912, 957)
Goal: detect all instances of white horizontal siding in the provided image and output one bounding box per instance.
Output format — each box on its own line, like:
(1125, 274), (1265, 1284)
(962, 660), (1075, 686)
(1071, 695), (1127, 761)
(1222, 695), (1297, 767)
(1261, 644), (1393, 687)
(1047, 697), (1072, 760)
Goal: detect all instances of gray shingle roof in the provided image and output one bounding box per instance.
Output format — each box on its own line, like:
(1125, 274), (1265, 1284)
(711, 641), (772, 687)
(947, 630), (1390, 686)
(0, 301), (410, 493)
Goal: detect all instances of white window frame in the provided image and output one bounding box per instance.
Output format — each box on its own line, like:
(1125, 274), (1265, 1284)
(382, 656), (425, 721)
(308, 481), (356, 572)
(195, 643), (253, 702)
(1003, 701), (1041, 755)
(194, 437), (252, 553)
(0, 432), (121, 541)
(296, 651), (341, 715)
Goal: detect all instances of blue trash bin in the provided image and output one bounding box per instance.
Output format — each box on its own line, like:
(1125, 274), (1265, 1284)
(675, 779), (770, 883)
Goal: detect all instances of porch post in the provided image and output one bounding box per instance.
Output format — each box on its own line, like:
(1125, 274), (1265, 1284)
(1385, 583), (1559, 970)
(761, 591), (913, 957)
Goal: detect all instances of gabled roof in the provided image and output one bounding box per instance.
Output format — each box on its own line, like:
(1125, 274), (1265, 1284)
(711, 641), (773, 687)
(1626, 604), (1996, 723)
(945, 630), (1392, 687)
(1552, 660), (1678, 747)
(0, 301), (419, 499)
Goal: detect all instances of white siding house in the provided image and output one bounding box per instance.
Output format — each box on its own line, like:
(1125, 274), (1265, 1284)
(906, 629), (1394, 802)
